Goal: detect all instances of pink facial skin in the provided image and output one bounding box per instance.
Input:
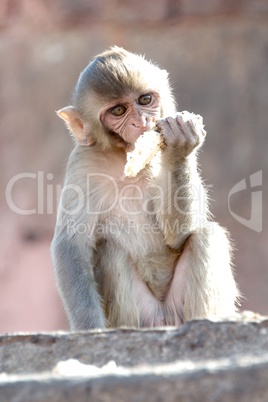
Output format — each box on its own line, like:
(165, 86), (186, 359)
(100, 92), (161, 146)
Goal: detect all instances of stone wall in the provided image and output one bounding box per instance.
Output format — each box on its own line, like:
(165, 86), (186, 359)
(1, 317), (268, 401)
(0, 0), (267, 332)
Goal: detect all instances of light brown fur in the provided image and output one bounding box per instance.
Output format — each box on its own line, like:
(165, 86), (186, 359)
(51, 47), (239, 330)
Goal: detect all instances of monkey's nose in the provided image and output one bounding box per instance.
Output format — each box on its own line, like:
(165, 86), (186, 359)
(131, 114), (147, 129)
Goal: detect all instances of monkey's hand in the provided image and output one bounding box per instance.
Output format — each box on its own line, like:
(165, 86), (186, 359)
(156, 111), (206, 159)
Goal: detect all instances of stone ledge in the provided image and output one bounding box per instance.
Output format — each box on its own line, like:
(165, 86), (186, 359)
(1, 356), (268, 402)
(1, 316), (268, 401)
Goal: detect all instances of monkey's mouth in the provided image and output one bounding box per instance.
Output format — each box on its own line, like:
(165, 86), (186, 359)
(109, 128), (156, 152)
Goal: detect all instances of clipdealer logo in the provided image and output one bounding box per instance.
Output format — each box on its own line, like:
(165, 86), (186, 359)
(5, 170), (263, 233)
(228, 170), (263, 233)
(5, 172), (61, 215)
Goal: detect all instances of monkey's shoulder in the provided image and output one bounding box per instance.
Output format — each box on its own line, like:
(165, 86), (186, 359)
(65, 145), (129, 196)
(67, 145), (123, 172)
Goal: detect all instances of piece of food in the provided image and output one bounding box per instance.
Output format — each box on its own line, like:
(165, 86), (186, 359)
(124, 129), (165, 177)
(124, 112), (206, 178)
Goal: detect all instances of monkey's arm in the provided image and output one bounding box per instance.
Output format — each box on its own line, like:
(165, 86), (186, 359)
(51, 229), (106, 330)
(151, 113), (240, 319)
(51, 163), (107, 330)
(152, 112), (208, 250)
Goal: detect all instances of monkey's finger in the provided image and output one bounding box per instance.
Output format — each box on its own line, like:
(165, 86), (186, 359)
(189, 117), (207, 138)
(179, 112), (207, 138)
(175, 113), (196, 139)
(166, 116), (186, 138)
(159, 117), (187, 145)
(156, 118), (178, 139)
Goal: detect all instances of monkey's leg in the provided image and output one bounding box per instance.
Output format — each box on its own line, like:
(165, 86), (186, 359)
(51, 234), (106, 330)
(130, 267), (165, 327)
(164, 223), (239, 324)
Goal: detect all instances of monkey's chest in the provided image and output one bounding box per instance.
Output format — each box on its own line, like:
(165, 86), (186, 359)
(105, 209), (165, 255)
(103, 178), (162, 246)
(96, 179), (179, 298)
(102, 211), (178, 299)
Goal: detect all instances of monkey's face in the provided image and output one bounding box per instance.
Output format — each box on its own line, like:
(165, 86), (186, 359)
(99, 91), (161, 147)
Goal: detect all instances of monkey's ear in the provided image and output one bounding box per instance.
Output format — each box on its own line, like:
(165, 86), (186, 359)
(56, 106), (95, 146)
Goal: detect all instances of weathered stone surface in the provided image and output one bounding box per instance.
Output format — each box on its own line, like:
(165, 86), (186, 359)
(1, 318), (268, 401)
(1, 317), (268, 374)
(1, 357), (268, 402)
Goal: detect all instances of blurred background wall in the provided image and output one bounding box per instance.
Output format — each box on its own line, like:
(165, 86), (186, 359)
(0, 0), (267, 333)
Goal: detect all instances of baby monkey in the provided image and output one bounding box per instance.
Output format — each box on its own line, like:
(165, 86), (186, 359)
(51, 47), (239, 330)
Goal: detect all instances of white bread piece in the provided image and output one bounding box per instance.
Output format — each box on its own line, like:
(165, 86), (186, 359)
(124, 130), (164, 177)
(124, 112), (206, 178)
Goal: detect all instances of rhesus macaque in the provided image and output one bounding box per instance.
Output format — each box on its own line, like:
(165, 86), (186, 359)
(51, 47), (239, 330)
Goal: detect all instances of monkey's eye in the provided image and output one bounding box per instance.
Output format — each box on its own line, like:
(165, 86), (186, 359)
(138, 94), (152, 106)
(111, 105), (127, 116)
